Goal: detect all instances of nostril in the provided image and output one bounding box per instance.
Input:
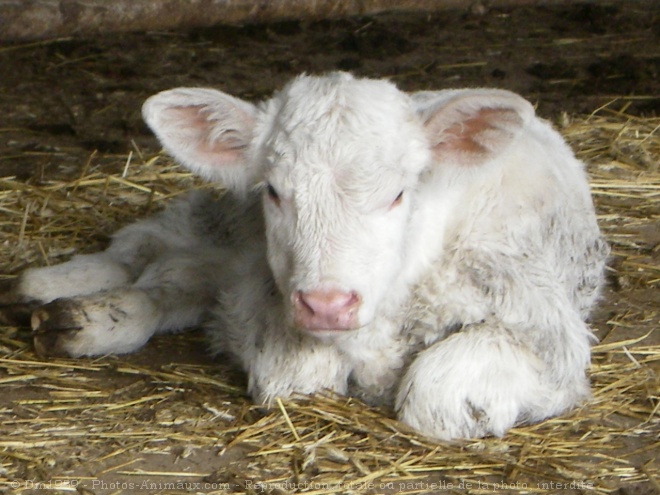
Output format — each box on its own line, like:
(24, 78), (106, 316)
(295, 290), (314, 315)
(340, 291), (360, 311)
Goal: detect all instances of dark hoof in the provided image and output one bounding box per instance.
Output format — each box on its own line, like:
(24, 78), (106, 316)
(31, 299), (83, 358)
(0, 303), (39, 326)
(0, 279), (41, 326)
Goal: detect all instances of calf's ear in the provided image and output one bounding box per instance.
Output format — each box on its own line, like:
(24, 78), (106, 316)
(142, 88), (259, 192)
(417, 89), (535, 167)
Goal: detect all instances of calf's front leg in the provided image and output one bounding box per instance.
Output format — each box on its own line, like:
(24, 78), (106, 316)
(396, 320), (591, 440)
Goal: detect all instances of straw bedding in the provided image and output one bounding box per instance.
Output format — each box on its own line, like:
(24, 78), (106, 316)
(0, 108), (658, 494)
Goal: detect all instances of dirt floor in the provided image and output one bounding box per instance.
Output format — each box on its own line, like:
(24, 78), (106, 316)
(0, 0), (659, 181)
(0, 1), (658, 495)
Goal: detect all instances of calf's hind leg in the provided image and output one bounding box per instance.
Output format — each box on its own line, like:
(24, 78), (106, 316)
(32, 249), (227, 358)
(0, 217), (177, 322)
(13, 253), (132, 304)
(31, 288), (161, 357)
(0, 252), (133, 326)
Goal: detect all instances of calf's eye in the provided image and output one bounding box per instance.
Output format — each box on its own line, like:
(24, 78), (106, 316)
(391, 191), (404, 208)
(266, 183), (281, 205)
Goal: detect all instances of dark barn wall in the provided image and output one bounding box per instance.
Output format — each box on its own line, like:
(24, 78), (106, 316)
(1, 0), (610, 41)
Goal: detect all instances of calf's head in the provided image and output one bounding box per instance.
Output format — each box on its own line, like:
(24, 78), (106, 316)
(143, 72), (533, 335)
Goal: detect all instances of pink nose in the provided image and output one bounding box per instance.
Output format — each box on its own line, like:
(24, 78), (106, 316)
(293, 289), (361, 331)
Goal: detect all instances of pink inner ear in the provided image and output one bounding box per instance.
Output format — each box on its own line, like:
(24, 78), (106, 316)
(174, 105), (211, 134)
(432, 107), (522, 164)
(165, 105), (246, 163)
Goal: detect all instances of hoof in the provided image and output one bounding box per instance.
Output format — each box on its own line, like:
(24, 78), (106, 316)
(0, 303), (39, 327)
(31, 299), (83, 358)
(0, 278), (41, 326)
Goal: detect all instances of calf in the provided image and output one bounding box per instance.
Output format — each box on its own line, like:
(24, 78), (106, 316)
(1, 72), (609, 440)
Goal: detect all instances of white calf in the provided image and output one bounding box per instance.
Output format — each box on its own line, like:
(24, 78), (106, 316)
(1, 72), (608, 440)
